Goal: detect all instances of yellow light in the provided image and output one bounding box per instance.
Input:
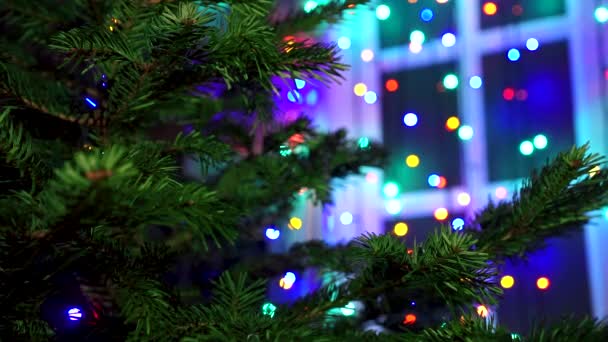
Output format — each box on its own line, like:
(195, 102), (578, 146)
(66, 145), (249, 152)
(109, 26), (114, 31)
(434, 208), (448, 221)
(536, 277), (550, 290)
(394, 222), (408, 236)
(361, 49), (374, 62)
(500, 275), (515, 289)
(589, 165), (600, 177)
(445, 116), (460, 131)
(477, 305), (489, 318)
(289, 217), (303, 230)
(279, 278), (293, 290)
(405, 154), (420, 168)
(354, 83), (367, 96)
(457, 192), (471, 206)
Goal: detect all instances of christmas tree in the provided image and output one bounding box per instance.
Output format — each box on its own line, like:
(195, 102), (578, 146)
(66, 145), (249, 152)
(1, 1), (607, 341)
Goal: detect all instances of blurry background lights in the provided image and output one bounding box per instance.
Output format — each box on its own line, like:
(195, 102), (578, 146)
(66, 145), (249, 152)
(366, 172), (378, 183)
(483, 2), (498, 16)
(495, 186), (508, 199)
(437, 176), (447, 189)
(295, 79), (306, 89)
(536, 277), (550, 290)
(289, 217), (302, 230)
(358, 137), (370, 149)
(443, 74), (459, 90)
(340, 302), (356, 316)
(353, 83), (367, 96)
(361, 49), (374, 62)
(503, 87), (515, 100)
(67, 307), (83, 321)
(340, 211), (353, 225)
(364, 91), (378, 104)
(420, 8), (434, 22)
(437, 0), (449, 3)
(445, 116), (460, 131)
(284, 272), (296, 284)
(405, 154), (420, 168)
(337, 36), (351, 49)
(500, 275), (515, 289)
(386, 79), (399, 92)
(519, 140), (534, 156)
(476, 305), (489, 318)
(376, 4), (391, 20)
(457, 192), (471, 206)
(526, 38), (539, 51)
(383, 182), (400, 198)
(427, 174), (440, 187)
(394, 222), (409, 236)
(303, 0), (318, 13)
(441, 33), (456, 47)
(409, 42), (423, 54)
(403, 314), (417, 325)
(265, 227), (280, 240)
(262, 303), (277, 318)
(595, 6), (608, 23)
(458, 125), (474, 140)
(507, 48), (521, 61)
(403, 113), (418, 127)
(533, 134), (548, 149)
(469, 76), (483, 89)
(589, 165), (601, 178)
(410, 30), (426, 45)
(434, 207), (449, 221)
(385, 199), (403, 215)
(452, 218), (465, 231)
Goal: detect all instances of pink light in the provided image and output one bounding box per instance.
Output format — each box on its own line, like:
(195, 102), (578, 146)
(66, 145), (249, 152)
(495, 187), (508, 199)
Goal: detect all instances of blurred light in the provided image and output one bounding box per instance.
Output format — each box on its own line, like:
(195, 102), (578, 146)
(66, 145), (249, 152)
(452, 218), (465, 231)
(441, 33), (456, 47)
(385, 199), (402, 215)
(437, 176), (447, 189)
(495, 186), (508, 199)
(536, 277), (550, 290)
(303, 1), (318, 13)
(437, 0), (449, 3)
(337, 36), (351, 50)
(366, 172), (378, 183)
(289, 217), (303, 230)
(358, 136), (370, 149)
(469, 76), (483, 89)
(279, 278), (293, 290)
(457, 192), (471, 206)
(410, 30), (426, 45)
(420, 9), (434, 22)
(287, 90), (301, 103)
(434, 208), (449, 221)
(361, 49), (374, 62)
(408, 0), (418, 3)
(507, 48), (521, 62)
(589, 165), (601, 178)
(340, 302), (356, 316)
(483, 2), (498, 16)
(458, 125), (474, 140)
(519, 140), (534, 156)
(443, 74), (459, 90)
(306, 89), (318, 105)
(383, 182), (400, 198)
(533, 134), (548, 149)
(409, 42), (423, 54)
(428, 174), (440, 187)
(503, 88), (515, 100)
(477, 305), (489, 318)
(403, 113), (418, 127)
(67, 307), (83, 321)
(526, 38), (539, 51)
(364, 91), (378, 104)
(500, 275), (515, 289)
(84, 97), (97, 108)
(512, 4), (524, 16)
(445, 116), (460, 131)
(403, 314), (417, 325)
(353, 83), (367, 96)
(284, 272), (296, 284)
(386, 79), (399, 92)
(512, 333), (522, 341)
(376, 4), (391, 20)
(340, 212), (354, 225)
(604, 207), (608, 220)
(394, 222), (408, 236)
(265, 227), (280, 240)
(516, 89), (528, 101)
(295, 79), (306, 89)
(406, 154), (420, 168)
(595, 6), (608, 23)
(262, 303), (277, 318)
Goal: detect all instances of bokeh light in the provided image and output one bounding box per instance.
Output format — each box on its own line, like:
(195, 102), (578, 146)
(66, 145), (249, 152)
(452, 218), (465, 231)
(410, 30), (426, 45)
(457, 192), (471, 206)
(536, 277), (550, 290)
(67, 307), (83, 321)
(340, 302), (356, 316)
(383, 182), (400, 198)
(284, 272), (296, 284)
(340, 211), (353, 225)
(406, 154), (420, 168)
(403, 314), (417, 325)
(420, 9), (434, 22)
(477, 305), (489, 318)
(495, 186), (508, 199)
(394, 222), (409, 236)
(507, 48), (521, 62)
(287, 90), (301, 103)
(443, 74), (459, 90)
(364, 91), (378, 104)
(289, 217), (303, 230)
(376, 4), (391, 20)
(262, 302), (277, 318)
(519, 140), (534, 156)
(437, 176), (447, 189)
(366, 172), (378, 183)
(526, 38), (539, 51)
(483, 2), (498, 16)
(353, 83), (367, 96)
(295, 79), (306, 89)
(458, 125), (474, 140)
(427, 174), (440, 187)
(533, 134), (548, 149)
(469, 76), (483, 89)
(589, 165), (601, 178)
(445, 116), (460, 131)
(500, 275), (515, 289)
(303, 1), (318, 13)
(434, 207), (449, 221)
(503, 87), (515, 100)
(358, 137), (370, 149)
(337, 36), (351, 50)
(386, 79), (399, 92)
(385, 199), (403, 215)
(265, 227), (280, 240)
(361, 49), (374, 62)
(409, 42), (423, 54)
(403, 113), (418, 127)
(595, 6), (608, 23)
(441, 33), (456, 47)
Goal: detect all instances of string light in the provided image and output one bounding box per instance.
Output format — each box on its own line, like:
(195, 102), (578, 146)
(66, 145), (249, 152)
(340, 302), (356, 316)
(409, 42), (423, 54)
(503, 87), (515, 100)
(67, 307), (83, 321)
(452, 218), (465, 231)
(500, 275), (515, 289)
(445, 116), (460, 131)
(469, 76), (483, 89)
(385, 199), (402, 215)
(441, 33), (456, 47)
(366, 172), (378, 183)
(410, 30), (426, 45)
(437, 176), (447, 189)
(457, 192), (471, 206)
(434, 208), (449, 221)
(287, 90), (301, 103)
(289, 217), (303, 230)
(358, 137), (370, 149)
(383, 182), (400, 198)
(403, 113), (418, 127)
(507, 49), (521, 62)
(353, 83), (367, 96)
(512, 4), (524, 16)
(483, 2), (498, 16)
(533, 134), (548, 149)
(337, 36), (351, 50)
(306, 90), (318, 105)
(519, 140), (534, 156)
(526, 38), (539, 51)
(595, 6), (608, 23)
(428, 174), (440, 187)
(340, 212), (354, 225)
(303, 1), (318, 13)
(376, 5), (391, 20)
(443, 74), (459, 90)
(386, 79), (399, 92)
(403, 314), (417, 325)
(405, 154), (420, 168)
(361, 49), (374, 62)
(295, 79), (306, 89)
(516, 89), (528, 101)
(262, 303), (277, 318)
(265, 227), (280, 240)
(477, 305), (489, 318)
(420, 9), (434, 22)
(589, 165), (601, 178)
(84, 97), (97, 108)
(536, 277), (550, 290)
(364, 91), (378, 104)
(458, 125), (474, 141)
(495, 186), (508, 199)
(394, 222), (409, 236)
(437, 0), (449, 3)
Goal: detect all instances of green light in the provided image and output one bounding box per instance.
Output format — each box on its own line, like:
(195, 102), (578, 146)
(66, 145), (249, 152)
(304, 1), (318, 13)
(533, 134), (548, 149)
(519, 140), (534, 156)
(279, 145), (292, 157)
(410, 30), (425, 44)
(340, 302), (356, 316)
(511, 333), (522, 341)
(358, 137), (370, 149)
(376, 5), (391, 20)
(262, 302), (276, 318)
(595, 6), (608, 23)
(443, 74), (459, 90)
(382, 182), (399, 198)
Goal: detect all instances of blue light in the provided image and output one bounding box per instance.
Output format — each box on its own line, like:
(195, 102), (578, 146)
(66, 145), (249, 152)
(469, 76), (483, 89)
(340, 211), (353, 225)
(67, 307), (83, 321)
(287, 90), (301, 103)
(337, 36), (351, 50)
(364, 91), (377, 104)
(507, 48), (521, 62)
(265, 227), (280, 240)
(101, 82), (107, 88)
(441, 33), (456, 47)
(306, 90), (318, 106)
(284, 272), (296, 283)
(526, 38), (539, 51)
(84, 97), (97, 108)
(403, 113), (418, 127)
(452, 218), (465, 231)
(458, 125), (474, 141)
(385, 199), (402, 215)
(295, 79), (306, 89)
(420, 9), (434, 22)
(427, 174), (440, 187)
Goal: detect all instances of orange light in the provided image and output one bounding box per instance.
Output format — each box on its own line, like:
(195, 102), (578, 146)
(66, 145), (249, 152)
(500, 275), (515, 289)
(407, 249), (413, 254)
(483, 2), (498, 16)
(434, 208), (449, 221)
(403, 314), (417, 325)
(445, 116), (460, 131)
(477, 305), (489, 317)
(536, 277), (550, 290)
(279, 278), (293, 290)
(437, 176), (447, 189)
(386, 79), (399, 92)
(408, 0), (418, 3)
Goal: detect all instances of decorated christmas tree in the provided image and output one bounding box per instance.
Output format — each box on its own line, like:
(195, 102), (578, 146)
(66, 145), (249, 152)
(1, 1), (607, 341)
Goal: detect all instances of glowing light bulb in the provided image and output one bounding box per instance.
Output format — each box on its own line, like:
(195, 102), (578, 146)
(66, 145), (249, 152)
(279, 278), (293, 289)
(405, 154), (420, 168)
(441, 33), (456, 47)
(483, 2), (498, 16)
(410, 30), (425, 45)
(507, 49), (521, 62)
(337, 36), (351, 50)
(295, 79), (306, 89)
(366, 172), (378, 183)
(452, 218), (465, 231)
(353, 83), (367, 96)
(67, 307), (83, 321)
(445, 116), (460, 131)
(420, 9), (434, 22)
(265, 227), (280, 240)
(284, 272), (296, 284)
(500, 275), (515, 289)
(533, 134), (548, 149)
(403, 113), (418, 127)
(477, 305), (489, 318)
(84, 97), (97, 108)
(595, 6), (608, 23)
(385, 199), (402, 215)
(469, 76), (483, 89)
(361, 49), (374, 62)
(457, 192), (471, 206)
(340, 212), (353, 225)
(434, 207), (449, 221)
(403, 314), (417, 325)
(443, 74), (459, 90)
(526, 38), (539, 51)
(383, 182), (399, 198)
(409, 42), (423, 54)
(262, 303), (277, 318)
(394, 222), (408, 236)
(519, 140), (534, 156)
(503, 88), (515, 100)
(427, 174), (440, 187)
(437, 176), (447, 189)
(495, 186), (508, 199)
(376, 5), (391, 20)
(458, 125), (474, 140)
(289, 217), (303, 230)
(340, 302), (356, 316)
(287, 90), (301, 103)
(364, 91), (377, 104)
(386, 79), (399, 92)
(536, 277), (550, 290)
(358, 137), (370, 149)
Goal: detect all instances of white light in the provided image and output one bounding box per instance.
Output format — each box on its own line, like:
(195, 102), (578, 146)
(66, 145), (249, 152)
(409, 42), (423, 54)
(337, 36), (351, 50)
(526, 38), (539, 51)
(67, 308), (83, 321)
(469, 76), (483, 89)
(265, 227), (280, 240)
(403, 113), (418, 127)
(383, 183), (399, 198)
(533, 134), (548, 149)
(452, 218), (465, 231)
(376, 5), (391, 20)
(458, 125), (474, 140)
(284, 272), (296, 284)
(364, 91), (377, 104)
(385, 199), (402, 215)
(410, 30), (425, 45)
(441, 33), (456, 47)
(340, 212), (354, 225)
